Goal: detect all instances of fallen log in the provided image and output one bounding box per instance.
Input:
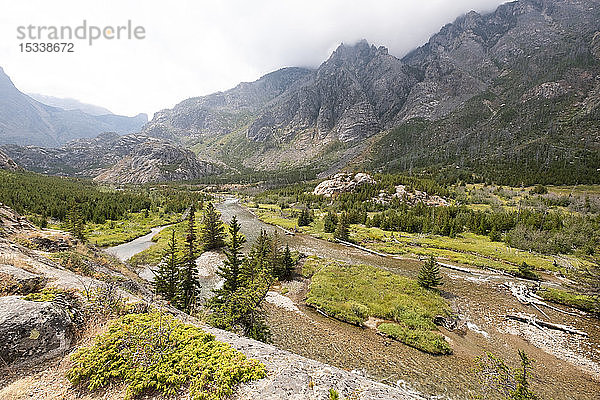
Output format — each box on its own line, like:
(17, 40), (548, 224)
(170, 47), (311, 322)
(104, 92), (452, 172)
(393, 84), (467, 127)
(503, 282), (581, 317)
(277, 226), (296, 236)
(505, 313), (588, 337)
(335, 239), (387, 257)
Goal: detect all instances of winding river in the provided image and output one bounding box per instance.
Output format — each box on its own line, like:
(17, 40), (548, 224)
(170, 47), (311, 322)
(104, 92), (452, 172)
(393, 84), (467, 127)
(105, 197), (600, 399)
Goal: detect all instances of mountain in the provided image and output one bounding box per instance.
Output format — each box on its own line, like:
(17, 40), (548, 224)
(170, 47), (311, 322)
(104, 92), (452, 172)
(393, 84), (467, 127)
(143, 67), (311, 142)
(26, 93), (113, 116)
(369, 0), (600, 184)
(1, 132), (218, 184)
(0, 67), (148, 147)
(142, 0), (600, 184)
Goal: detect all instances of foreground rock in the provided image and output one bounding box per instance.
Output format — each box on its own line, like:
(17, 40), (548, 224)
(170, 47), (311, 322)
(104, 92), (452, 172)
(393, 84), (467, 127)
(181, 318), (421, 400)
(0, 296), (74, 367)
(0, 264), (46, 295)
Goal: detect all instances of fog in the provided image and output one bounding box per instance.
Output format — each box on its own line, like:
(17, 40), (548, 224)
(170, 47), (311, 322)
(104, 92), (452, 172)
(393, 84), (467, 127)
(0, 0), (507, 117)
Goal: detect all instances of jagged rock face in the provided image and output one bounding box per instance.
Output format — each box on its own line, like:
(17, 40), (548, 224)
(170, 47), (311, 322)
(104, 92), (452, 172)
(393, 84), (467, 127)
(0, 296), (74, 366)
(247, 40), (418, 143)
(0, 148), (18, 170)
(398, 0), (600, 122)
(0, 67), (147, 147)
(94, 141), (217, 184)
(313, 172), (376, 197)
(1, 133), (218, 184)
(142, 67), (312, 141)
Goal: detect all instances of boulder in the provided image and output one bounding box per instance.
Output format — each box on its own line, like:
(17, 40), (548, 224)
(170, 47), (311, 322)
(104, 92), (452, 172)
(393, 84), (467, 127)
(0, 296), (74, 366)
(0, 264), (47, 295)
(313, 173), (376, 197)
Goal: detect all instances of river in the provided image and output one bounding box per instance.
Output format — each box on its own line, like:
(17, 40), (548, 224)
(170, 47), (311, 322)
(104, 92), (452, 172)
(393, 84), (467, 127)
(105, 197), (600, 399)
(105, 225), (169, 261)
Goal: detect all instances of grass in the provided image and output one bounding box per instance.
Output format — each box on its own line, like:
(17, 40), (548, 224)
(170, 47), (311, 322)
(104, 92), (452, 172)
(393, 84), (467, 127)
(303, 256), (451, 354)
(537, 287), (599, 314)
(85, 209), (180, 247)
(246, 202), (589, 276)
(66, 312), (265, 400)
(350, 225), (579, 275)
(378, 323), (452, 355)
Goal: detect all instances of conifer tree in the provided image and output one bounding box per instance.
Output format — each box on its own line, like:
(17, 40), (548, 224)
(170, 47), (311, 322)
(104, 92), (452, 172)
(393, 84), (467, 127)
(153, 229), (179, 301)
(178, 203), (201, 312)
(200, 202), (225, 251)
(210, 232), (275, 342)
(66, 201), (86, 242)
(418, 256), (442, 289)
(279, 245), (295, 280)
(298, 208), (312, 227)
(323, 211), (338, 233)
(334, 213), (350, 241)
(215, 216), (246, 297)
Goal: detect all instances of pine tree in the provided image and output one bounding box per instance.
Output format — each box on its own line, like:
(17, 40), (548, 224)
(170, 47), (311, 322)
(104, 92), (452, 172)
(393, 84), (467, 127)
(178, 203), (201, 312)
(418, 256), (442, 289)
(280, 245), (295, 280)
(334, 213), (350, 241)
(210, 233), (275, 342)
(298, 208), (312, 227)
(153, 229), (179, 301)
(323, 211), (338, 233)
(66, 201), (86, 242)
(200, 202), (225, 251)
(215, 216), (246, 297)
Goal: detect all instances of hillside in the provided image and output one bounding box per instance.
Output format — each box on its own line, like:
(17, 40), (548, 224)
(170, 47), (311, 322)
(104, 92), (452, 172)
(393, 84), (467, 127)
(1, 132), (219, 184)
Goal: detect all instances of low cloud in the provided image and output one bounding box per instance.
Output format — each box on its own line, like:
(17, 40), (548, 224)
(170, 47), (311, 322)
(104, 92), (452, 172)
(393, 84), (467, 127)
(0, 0), (506, 118)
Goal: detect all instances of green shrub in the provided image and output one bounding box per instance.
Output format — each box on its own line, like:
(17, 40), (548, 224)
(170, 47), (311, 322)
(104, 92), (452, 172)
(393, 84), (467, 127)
(513, 262), (539, 280)
(24, 287), (67, 302)
(329, 388), (340, 400)
(378, 323), (452, 355)
(67, 313), (265, 400)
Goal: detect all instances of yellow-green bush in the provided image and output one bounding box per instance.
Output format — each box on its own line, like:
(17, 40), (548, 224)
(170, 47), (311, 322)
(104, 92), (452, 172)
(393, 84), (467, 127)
(67, 313), (265, 399)
(24, 287), (67, 302)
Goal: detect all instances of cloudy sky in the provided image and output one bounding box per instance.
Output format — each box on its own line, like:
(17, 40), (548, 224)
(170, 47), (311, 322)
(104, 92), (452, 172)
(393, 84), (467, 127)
(1, 0), (506, 118)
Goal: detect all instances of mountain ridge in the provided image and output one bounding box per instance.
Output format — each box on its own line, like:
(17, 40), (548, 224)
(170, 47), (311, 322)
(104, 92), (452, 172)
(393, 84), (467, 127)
(0, 67), (148, 147)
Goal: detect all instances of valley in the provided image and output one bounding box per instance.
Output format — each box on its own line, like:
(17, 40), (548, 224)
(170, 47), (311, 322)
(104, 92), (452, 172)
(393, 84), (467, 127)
(1, 0), (599, 399)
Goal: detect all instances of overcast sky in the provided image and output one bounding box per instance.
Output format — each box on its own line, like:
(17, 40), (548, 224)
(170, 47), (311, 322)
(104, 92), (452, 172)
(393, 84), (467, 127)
(1, 0), (507, 118)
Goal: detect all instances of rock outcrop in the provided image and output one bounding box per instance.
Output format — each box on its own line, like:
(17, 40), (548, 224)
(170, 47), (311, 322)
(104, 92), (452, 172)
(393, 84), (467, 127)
(0, 296), (74, 366)
(313, 172), (376, 197)
(0, 148), (18, 170)
(94, 140), (218, 184)
(374, 185), (450, 207)
(1, 133), (218, 184)
(0, 264), (47, 295)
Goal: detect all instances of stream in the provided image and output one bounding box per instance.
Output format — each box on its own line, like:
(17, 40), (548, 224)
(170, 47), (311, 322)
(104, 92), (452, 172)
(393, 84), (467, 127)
(105, 225), (169, 261)
(105, 197), (600, 399)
